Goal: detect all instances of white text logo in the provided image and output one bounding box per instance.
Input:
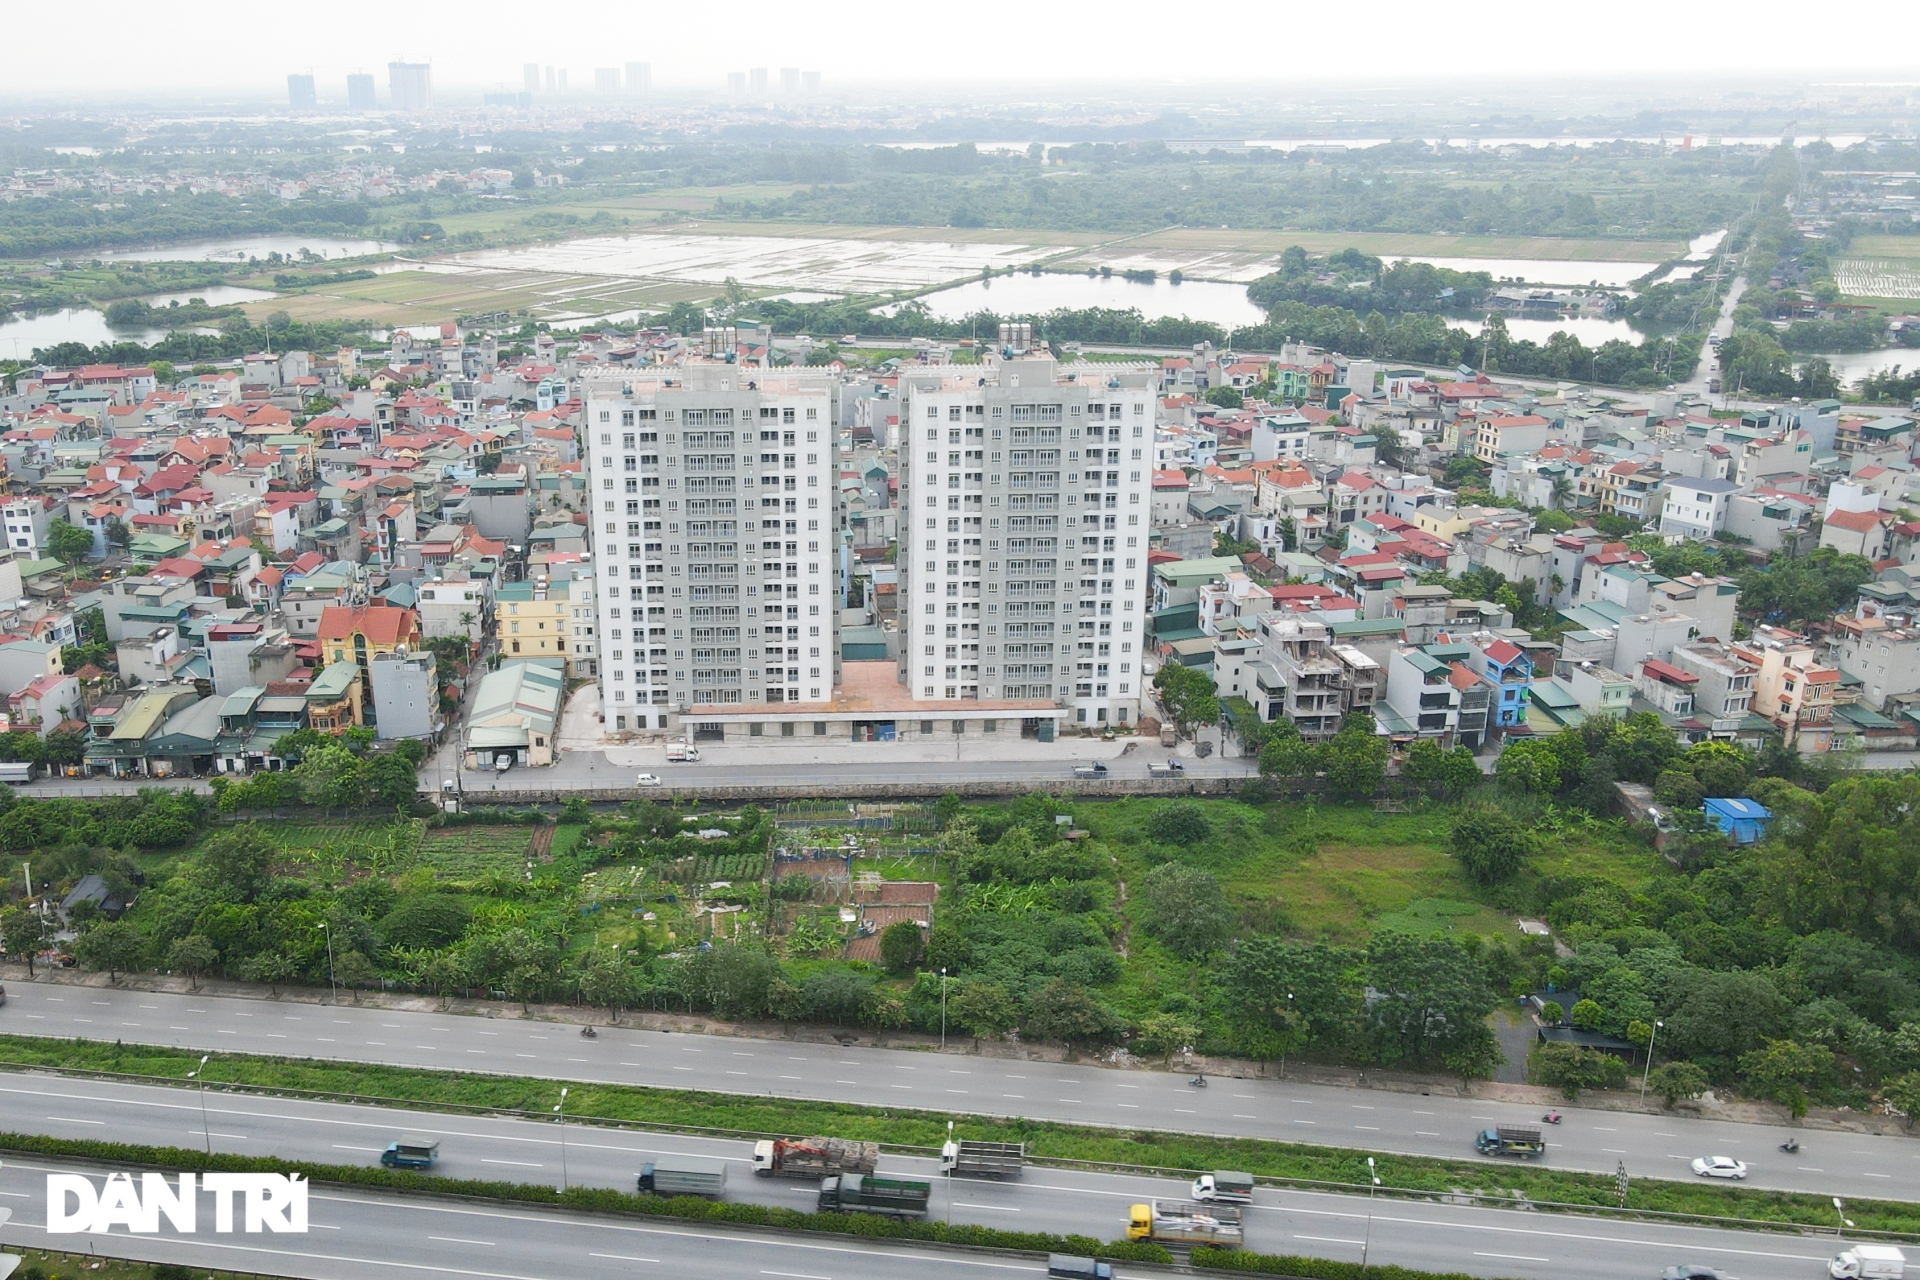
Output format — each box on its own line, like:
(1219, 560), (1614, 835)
(47, 1173), (308, 1234)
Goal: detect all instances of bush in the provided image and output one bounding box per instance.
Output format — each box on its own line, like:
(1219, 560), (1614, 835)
(1145, 802), (1212, 847)
(1140, 861), (1234, 959)
(1446, 805), (1531, 885)
(376, 893), (473, 949)
(1648, 1061), (1711, 1108)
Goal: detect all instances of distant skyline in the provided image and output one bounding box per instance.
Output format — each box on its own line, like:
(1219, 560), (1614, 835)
(3, 0), (1919, 103)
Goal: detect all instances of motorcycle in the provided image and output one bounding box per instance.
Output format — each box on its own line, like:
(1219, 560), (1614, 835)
(1188, 1074), (1208, 1088)
(1780, 1138), (1799, 1153)
(580, 1025), (598, 1039)
(1543, 1111), (1562, 1124)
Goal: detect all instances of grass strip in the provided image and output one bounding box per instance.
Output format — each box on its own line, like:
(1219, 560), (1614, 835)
(0, 1130), (1171, 1265)
(1193, 1247), (1522, 1280)
(6, 1248), (276, 1280)
(3, 1034), (1917, 1236)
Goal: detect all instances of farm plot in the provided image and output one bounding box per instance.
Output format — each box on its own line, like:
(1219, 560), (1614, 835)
(416, 826), (537, 879)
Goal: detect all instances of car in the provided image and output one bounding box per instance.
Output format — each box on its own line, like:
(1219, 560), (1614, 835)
(1662, 1266), (1728, 1280)
(636, 773), (662, 787)
(1690, 1156), (1748, 1180)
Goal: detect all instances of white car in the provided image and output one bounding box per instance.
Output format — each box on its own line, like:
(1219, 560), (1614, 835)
(1690, 1156), (1748, 1180)
(636, 773), (662, 787)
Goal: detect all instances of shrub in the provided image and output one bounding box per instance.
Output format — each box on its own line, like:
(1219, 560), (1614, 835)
(1446, 805), (1531, 885)
(1531, 1042), (1628, 1098)
(1145, 803), (1212, 847)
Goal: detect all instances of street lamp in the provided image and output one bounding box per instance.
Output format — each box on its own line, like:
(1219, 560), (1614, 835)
(1281, 992), (1294, 1078)
(553, 1087), (570, 1191)
(1360, 1156), (1381, 1275)
(317, 921), (337, 1005)
(945, 1120), (955, 1227)
(185, 1054), (211, 1157)
(1834, 1197), (1854, 1238)
(1639, 1019), (1664, 1104)
(939, 969), (948, 1050)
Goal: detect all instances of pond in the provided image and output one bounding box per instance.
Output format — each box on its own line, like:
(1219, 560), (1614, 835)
(141, 285), (280, 307)
(1813, 348), (1920, 390)
(1449, 316), (1645, 347)
(909, 272), (1269, 327)
(1381, 256), (1663, 288)
(90, 235), (395, 263)
(0, 307), (213, 359)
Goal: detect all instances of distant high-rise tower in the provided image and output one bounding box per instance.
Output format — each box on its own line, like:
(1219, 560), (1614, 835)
(779, 67), (800, 96)
(287, 74), (317, 109)
(545, 66), (556, 92)
(524, 63), (540, 94)
(595, 67), (621, 94)
(345, 74), (375, 109)
(727, 71), (746, 96)
(388, 61), (432, 112)
(802, 70), (821, 95)
(557, 69), (568, 93)
(626, 61), (651, 95)
(749, 67), (768, 96)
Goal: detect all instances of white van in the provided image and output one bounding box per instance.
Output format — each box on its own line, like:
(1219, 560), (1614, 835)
(1832, 1246), (1906, 1280)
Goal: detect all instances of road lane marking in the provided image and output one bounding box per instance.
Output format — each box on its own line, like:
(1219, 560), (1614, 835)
(954, 1203), (1020, 1212)
(428, 1236), (494, 1246)
(1234, 1114), (1257, 1119)
(1604, 1148), (1627, 1154)
(1862, 1172), (1892, 1178)
(591, 1255), (661, 1264)
(761, 1272), (831, 1280)
(1798, 1166), (1826, 1171)
(1118, 1104), (1138, 1109)
(1004, 1095), (1025, 1099)
(1416, 1132), (1441, 1137)
(1351, 1105), (1373, 1110)
(332, 1144), (384, 1152)
(1295, 1234), (1364, 1245)
(1591, 1126), (1616, 1131)
(1476, 1253), (1549, 1263)
(48, 1116), (104, 1124)
(1355, 1125), (1379, 1131)
(1059, 1098), (1082, 1103)
(481, 1159), (544, 1168)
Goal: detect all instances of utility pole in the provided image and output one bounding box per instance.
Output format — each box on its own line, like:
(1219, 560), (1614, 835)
(939, 969), (948, 1050)
(318, 920), (337, 1004)
(187, 1054), (211, 1156)
(554, 1087), (570, 1191)
(1360, 1156), (1381, 1274)
(1639, 1019), (1663, 1103)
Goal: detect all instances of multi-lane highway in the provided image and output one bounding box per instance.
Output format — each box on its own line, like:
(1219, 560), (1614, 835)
(3, 981), (1916, 1202)
(0, 1074), (1875, 1280)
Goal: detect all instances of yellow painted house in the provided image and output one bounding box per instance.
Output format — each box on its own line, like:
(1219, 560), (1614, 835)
(495, 580), (572, 674)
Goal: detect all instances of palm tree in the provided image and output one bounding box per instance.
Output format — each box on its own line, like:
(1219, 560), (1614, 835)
(1550, 476), (1574, 510)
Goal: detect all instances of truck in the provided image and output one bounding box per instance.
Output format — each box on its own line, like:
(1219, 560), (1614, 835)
(1832, 1246), (1907, 1280)
(0, 763), (32, 784)
(1047, 1256), (1113, 1280)
(1071, 761), (1109, 778)
(940, 1139), (1025, 1179)
(1127, 1200), (1244, 1249)
(817, 1173), (932, 1220)
(1190, 1171), (1255, 1204)
(752, 1136), (879, 1179)
(666, 742), (701, 763)
(1475, 1126), (1546, 1158)
(380, 1136), (440, 1170)
(636, 1157), (728, 1199)
(1147, 759), (1185, 778)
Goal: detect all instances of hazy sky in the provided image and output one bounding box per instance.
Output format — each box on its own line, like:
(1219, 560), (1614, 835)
(12, 0), (1920, 100)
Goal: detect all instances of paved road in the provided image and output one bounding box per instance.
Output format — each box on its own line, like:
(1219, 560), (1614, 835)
(1678, 273), (1748, 397)
(3, 983), (1913, 1203)
(0, 1077), (1872, 1280)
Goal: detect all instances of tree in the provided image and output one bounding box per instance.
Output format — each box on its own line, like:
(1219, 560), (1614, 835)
(1258, 721), (1317, 783)
(241, 948), (297, 995)
(878, 920), (925, 975)
(332, 949), (379, 999)
(1883, 1071), (1920, 1129)
(1570, 998), (1605, 1031)
(1531, 1042), (1628, 1098)
(1495, 738), (1564, 794)
(76, 920), (146, 982)
(1739, 1038), (1835, 1118)
(949, 980), (1017, 1040)
(576, 949), (637, 1016)
(1647, 1061), (1711, 1109)
(366, 753), (419, 809)
(165, 935), (218, 990)
(1203, 385), (1243, 409)
(1141, 862), (1235, 960)
(1153, 665), (1220, 737)
(46, 519), (94, 568)
(1145, 803), (1211, 848)
(201, 825), (277, 903)
(294, 743), (369, 814)
(1446, 805), (1531, 885)
(1, 905), (44, 976)
(1020, 978), (1120, 1045)
(1323, 715), (1388, 800)
(1364, 933), (1497, 1068)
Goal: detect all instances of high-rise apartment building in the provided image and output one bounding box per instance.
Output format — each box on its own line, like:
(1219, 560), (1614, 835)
(780, 67), (800, 95)
(626, 61), (651, 95)
(726, 72), (746, 96)
(524, 63), (540, 94)
(345, 74), (375, 109)
(583, 362), (838, 734)
(749, 67), (769, 96)
(595, 68), (621, 94)
(388, 61), (432, 112)
(802, 70), (821, 95)
(894, 330), (1155, 728)
(287, 74), (317, 109)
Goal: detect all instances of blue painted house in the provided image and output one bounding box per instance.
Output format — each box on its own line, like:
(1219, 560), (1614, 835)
(1473, 636), (1535, 729)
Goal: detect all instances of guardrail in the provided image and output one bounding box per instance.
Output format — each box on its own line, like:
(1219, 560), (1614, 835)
(428, 775), (1245, 804)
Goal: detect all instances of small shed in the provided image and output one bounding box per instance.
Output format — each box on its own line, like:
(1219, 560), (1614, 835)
(1703, 797), (1773, 845)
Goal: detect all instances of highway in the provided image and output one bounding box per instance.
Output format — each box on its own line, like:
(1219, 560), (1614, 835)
(0, 1073), (1873, 1280)
(4, 982), (1916, 1202)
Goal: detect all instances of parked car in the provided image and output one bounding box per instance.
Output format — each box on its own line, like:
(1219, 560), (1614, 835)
(1662, 1267), (1728, 1280)
(1690, 1156), (1747, 1180)
(636, 773), (662, 787)
(0, 983), (7, 1006)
